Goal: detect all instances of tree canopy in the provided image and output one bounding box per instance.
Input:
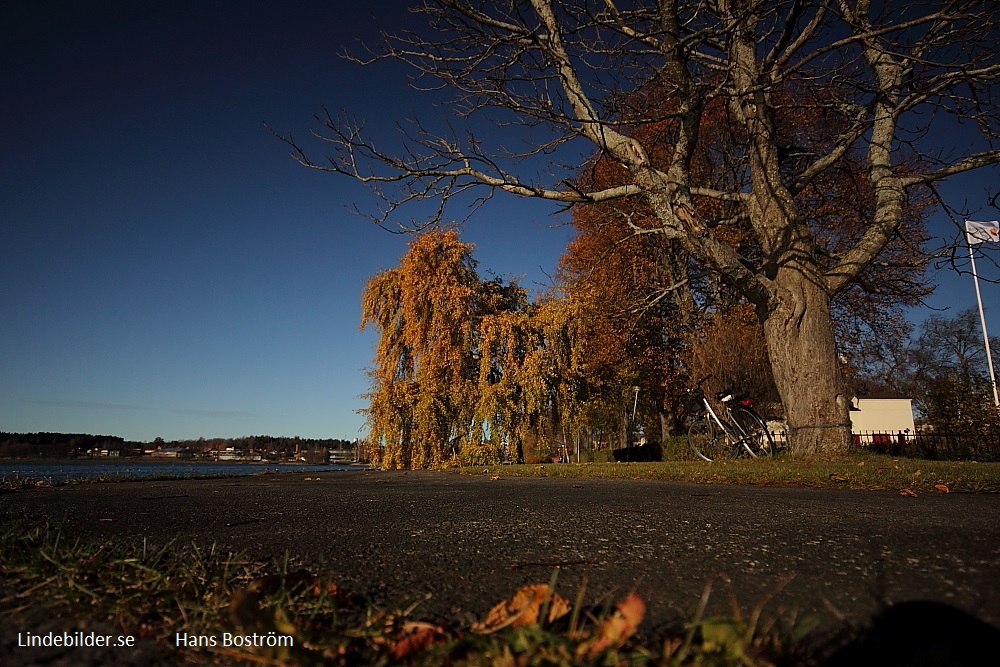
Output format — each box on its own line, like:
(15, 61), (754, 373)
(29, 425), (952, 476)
(362, 230), (589, 467)
(361, 230), (484, 467)
(285, 0), (1000, 455)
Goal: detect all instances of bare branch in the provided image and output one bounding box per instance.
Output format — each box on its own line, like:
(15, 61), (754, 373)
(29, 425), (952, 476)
(285, 0), (1000, 303)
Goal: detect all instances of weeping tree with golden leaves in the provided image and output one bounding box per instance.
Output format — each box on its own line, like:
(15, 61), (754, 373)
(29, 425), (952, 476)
(362, 229), (533, 468)
(362, 230), (484, 468)
(521, 297), (591, 461)
(474, 308), (535, 462)
(363, 229), (595, 467)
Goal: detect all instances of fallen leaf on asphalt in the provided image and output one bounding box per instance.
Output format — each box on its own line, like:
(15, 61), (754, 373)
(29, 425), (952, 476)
(899, 488), (918, 497)
(390, 621), (447, 661)
(490, 475), (501, 480)
(472, 584), (570, 633)
(578, 593), (646, 658)
(934, 484), (950, 493)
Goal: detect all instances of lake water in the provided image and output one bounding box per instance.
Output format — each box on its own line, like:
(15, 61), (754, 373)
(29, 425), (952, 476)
(0, 460), (364, 484)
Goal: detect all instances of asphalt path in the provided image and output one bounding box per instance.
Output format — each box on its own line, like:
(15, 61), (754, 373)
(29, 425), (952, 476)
(3, 469), (999, 636)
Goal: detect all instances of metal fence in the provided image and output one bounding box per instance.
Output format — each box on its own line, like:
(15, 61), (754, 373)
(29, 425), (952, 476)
(764, 430), (999, 461)
(851, 431), (999, 461)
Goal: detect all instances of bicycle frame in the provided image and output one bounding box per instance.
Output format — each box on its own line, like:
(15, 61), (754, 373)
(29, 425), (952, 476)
(686, 375), (776, 461)
(697, 393), (758, 457)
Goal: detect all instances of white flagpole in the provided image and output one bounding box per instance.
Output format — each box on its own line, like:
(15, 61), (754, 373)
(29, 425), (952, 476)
(967, 236), (999, 406)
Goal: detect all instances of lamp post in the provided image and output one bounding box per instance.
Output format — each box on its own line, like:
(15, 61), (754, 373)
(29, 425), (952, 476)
(627, 385), (640, 462)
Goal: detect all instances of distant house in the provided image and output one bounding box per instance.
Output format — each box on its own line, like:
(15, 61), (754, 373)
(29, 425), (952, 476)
(300, 444), (329, 464)
(850, 398), (915, 442)
(150, 447), (181, 458)
(211, 447), (243, 461)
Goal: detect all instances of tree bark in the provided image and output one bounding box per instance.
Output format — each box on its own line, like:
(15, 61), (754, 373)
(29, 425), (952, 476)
(762, 268), (852, 455)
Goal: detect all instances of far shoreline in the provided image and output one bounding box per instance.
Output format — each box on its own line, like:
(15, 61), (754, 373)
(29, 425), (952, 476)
(0, 459), (369, 492)
(0, 457), (361, 464)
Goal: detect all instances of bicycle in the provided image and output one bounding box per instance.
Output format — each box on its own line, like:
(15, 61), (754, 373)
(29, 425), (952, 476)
(684, 377), (776, 461)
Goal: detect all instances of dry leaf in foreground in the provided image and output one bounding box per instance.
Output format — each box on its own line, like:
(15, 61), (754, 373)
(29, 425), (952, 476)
(390, 621), (448, 661)
(472, 584), (571, 633)
(578, 593), (647, 658)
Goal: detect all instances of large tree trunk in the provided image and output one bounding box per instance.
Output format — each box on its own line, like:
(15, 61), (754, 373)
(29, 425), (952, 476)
(762, 269), (852, 455)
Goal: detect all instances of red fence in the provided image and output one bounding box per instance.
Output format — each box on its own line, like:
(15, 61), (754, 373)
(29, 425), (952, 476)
(851, 430), (1000, 461)
(765, 430), (999, 461)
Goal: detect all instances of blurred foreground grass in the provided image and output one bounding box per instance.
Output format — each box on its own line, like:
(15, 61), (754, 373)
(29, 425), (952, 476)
(1, 522), (819, 666)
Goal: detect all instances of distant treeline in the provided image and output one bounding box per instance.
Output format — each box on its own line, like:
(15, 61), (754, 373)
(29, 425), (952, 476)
(162, 435), (356, 454)
(0, 432), (355, 459)
(0, 432), (128, 458)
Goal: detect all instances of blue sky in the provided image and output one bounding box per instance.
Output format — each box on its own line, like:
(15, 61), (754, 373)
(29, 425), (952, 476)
(1, 0), (572, 441)
(2, 1), (997, 442)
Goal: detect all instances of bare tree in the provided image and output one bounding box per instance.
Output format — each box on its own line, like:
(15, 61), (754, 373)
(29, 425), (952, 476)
(910, 308), (1000, 397)
(277, 0), (1000, 454)
(907, 309), (1000, 438)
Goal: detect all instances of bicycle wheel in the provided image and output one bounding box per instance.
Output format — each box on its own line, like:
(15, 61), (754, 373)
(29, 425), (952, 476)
(688, 417), (729, 461)
(730, 406), (775, 457)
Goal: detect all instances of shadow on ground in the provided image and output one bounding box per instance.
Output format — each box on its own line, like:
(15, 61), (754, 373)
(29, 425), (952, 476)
(822, 600), (998, 666)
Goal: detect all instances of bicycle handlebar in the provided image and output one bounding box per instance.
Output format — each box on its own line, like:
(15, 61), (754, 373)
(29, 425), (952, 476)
(693, 374), (714, 388)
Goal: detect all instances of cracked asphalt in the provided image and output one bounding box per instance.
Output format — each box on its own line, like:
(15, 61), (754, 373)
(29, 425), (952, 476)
(3, 468), (999, 634)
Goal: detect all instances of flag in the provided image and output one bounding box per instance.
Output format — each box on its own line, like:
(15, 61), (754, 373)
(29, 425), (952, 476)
(965, 220), (999, 245)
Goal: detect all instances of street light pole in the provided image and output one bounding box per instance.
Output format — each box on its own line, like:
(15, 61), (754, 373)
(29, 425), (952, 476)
(627, 386), (640, 462)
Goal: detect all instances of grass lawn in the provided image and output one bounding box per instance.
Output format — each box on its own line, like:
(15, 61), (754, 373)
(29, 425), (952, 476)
(453, 451), (1000, 494)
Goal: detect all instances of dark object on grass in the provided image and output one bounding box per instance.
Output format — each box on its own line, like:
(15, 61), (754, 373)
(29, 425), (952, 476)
(612, 442), (662, 462)
(824, 600), (998, 667)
